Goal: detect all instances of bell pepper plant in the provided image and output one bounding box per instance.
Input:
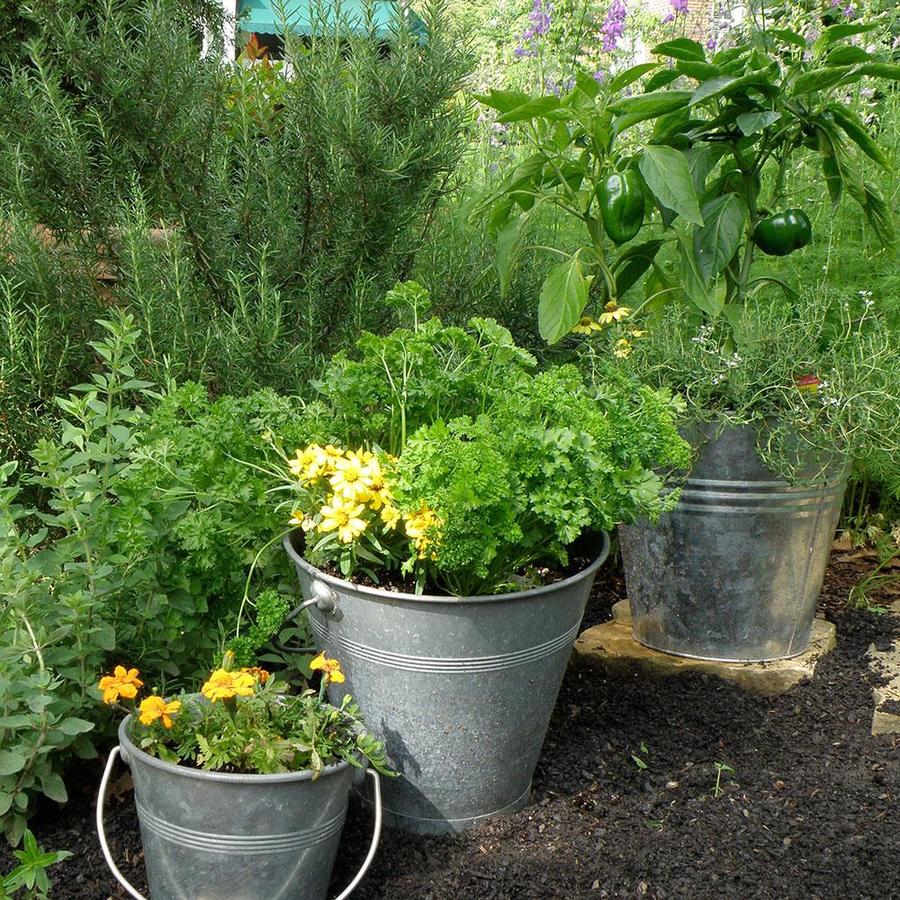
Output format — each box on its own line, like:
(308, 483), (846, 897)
(477, 17), (898, 344)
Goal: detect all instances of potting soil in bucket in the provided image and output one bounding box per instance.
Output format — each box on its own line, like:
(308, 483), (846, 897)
(285, 530), (609, 835)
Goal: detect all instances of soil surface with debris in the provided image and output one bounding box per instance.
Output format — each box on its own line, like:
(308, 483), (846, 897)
(3, 549), (898, 900)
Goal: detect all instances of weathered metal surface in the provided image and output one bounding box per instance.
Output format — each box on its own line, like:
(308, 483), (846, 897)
(97, 717), (379, 900)
(620, 424), (846, 663)
(284, 531), (610, 834)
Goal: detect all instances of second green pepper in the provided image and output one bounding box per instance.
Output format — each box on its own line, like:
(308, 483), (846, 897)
(597, 171), (644, 245)
(752, 209), (813, 256)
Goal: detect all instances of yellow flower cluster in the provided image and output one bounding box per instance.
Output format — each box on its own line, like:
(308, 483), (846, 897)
(288, 444), (402, 544)
(98, 666), (143, 705)
(405, 506), (441, 559)
(570, 302), (633, 337)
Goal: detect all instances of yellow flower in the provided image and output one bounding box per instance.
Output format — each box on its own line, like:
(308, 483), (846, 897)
(98, 666), (143, 705)
(405, 507), (440, 558)
(309, 652), (345, 684)
(288, 509), (316, 532)
(318, 495), (367, 543)
(241, 666), (270, 684)
(360, 460), (392, 510)
(138, 695), (182, 728)
(614, 338), (634, 359)
(627, 327), (647, 338)
(598, 301), (632, 325)
(329, 451), (375, 500)
(571, 316), (603, 335)
(201, 669), (257, 702)
(380, 503), (402, 530)
(288, 444), (344, 484)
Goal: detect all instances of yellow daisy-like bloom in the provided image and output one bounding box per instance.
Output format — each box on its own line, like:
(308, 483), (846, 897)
(98, 666), (144, 705)
(318, 495), (367, 543)
(241, 666), (270, 684)
(405, 507), (440, 558)
(627, 327), (647, 338)
(138, 695), (182, 728)
(380, 503), (402, 530)
(598, 301), (632, 325)
(329, 451), (375, 500)
(614, 338), (634, 359)
(360, 460), (392, 511)
(571, 316), (603, 335)
(309, 652), (345, 684)
(201, 669), (257, 702)
(288, 444), (328, 483)
(288, 444), (345, 483)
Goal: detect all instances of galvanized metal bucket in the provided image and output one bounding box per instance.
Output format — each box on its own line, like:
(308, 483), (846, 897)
(97, 717), (382, 900)
(619, 423), (846, 663)
(284, 530), (610, 835)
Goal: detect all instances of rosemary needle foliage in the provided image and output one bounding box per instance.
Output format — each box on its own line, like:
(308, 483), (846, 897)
(0, 0), (471, 456)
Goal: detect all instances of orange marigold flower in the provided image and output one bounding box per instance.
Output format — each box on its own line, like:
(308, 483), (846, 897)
(98, 666), (143, 705)
(241, 666), (270, 684)
(309, 652), (345, 684)
(138, 696), (182, 729)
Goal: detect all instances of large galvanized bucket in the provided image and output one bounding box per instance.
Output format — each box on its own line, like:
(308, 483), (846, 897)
(284, 530), (610, 835)
(619, 423), (846, 663)
(96, 717), (382, 900)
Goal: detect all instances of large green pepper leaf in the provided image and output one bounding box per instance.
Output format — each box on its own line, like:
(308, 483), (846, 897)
(638, 145), (704, 225)
(693, 195), (745, 282)
(538, 253), (590, 344)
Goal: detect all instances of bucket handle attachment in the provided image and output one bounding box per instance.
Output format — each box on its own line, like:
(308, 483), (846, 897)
(97, 746), (383, 900)
(276, 582), (339, 652)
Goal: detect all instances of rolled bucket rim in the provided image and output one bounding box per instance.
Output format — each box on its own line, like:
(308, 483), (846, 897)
(283, 529), (611, 605)
(117, 717), (353, 785)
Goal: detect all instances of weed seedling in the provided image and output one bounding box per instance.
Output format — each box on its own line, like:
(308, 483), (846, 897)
(713, 762), (735, 798)
(631, 741), (649, 770)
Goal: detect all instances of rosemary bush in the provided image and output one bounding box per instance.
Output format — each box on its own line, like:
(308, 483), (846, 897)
(0, 0), (470, 453)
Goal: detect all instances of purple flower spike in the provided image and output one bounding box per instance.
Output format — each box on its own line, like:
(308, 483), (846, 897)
(670, 0), (688, 15)
(593, 69), (606, 82)
(601, 0), (628, 53)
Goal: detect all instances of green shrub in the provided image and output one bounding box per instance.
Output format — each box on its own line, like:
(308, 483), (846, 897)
(0, 314), (312, 842)
(284, 283), (691, 594)
(0, 0), (471, 453)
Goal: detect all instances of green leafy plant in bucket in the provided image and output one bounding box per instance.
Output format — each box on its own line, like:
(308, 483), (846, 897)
(276, 283), (691, 595)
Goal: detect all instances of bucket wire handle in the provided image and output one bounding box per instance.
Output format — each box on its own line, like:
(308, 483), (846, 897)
(98, 745), (380, 900)
(333, 768), (382, 900)
(96, 746), (148, 900)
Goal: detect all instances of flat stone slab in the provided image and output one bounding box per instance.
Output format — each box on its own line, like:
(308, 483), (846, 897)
(573, 600), (836, 697)
(867, 599), (900, 736)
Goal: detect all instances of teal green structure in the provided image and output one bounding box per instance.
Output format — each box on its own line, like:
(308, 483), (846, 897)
(237, 1), (425, 37)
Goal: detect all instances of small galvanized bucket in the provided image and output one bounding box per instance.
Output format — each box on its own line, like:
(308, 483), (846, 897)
(284, 530), (610, 835)
(620, 423), (846, 663)
(97, 717), (382, 900)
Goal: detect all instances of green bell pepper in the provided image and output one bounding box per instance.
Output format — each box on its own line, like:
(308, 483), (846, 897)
(597, 171), (644, 245)
(752, 209), (812, 257)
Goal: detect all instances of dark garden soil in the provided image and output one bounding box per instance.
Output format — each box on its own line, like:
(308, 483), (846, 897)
(4, 550), (898, 900)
